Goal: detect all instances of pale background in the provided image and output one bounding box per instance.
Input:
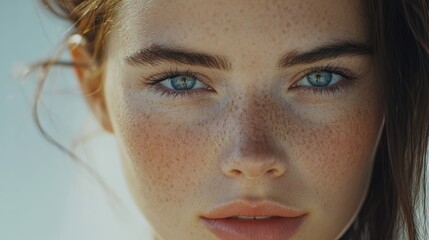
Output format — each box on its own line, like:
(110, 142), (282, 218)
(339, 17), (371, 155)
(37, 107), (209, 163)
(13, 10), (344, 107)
(0, 1), (152, 240)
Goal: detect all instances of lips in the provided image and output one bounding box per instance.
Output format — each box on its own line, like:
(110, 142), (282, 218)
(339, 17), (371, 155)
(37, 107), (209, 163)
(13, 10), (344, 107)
(200, 199), (307, 240)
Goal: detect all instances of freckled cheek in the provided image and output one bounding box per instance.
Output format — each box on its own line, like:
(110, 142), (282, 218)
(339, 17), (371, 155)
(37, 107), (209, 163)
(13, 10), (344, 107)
(296, 108), (382, 206)
(116, 112), (214, 201)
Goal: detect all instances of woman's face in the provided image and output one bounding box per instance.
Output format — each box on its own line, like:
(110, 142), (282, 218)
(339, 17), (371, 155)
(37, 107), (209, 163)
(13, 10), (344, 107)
(102, 0), (384, 239)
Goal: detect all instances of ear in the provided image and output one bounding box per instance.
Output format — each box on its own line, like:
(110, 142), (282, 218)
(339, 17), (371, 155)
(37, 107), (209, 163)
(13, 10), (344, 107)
(68, 35), (114, 133)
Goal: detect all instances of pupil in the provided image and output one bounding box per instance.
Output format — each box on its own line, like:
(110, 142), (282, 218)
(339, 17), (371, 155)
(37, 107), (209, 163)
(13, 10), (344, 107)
(171, 76), (196, 90)
(307, 72), (332, 86)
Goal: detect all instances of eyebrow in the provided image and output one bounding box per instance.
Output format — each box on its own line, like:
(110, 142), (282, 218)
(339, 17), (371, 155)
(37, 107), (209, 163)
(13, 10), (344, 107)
(124, 41), (372, 70)
(277, 41), (372, 68)
(125, 44), (232, 70)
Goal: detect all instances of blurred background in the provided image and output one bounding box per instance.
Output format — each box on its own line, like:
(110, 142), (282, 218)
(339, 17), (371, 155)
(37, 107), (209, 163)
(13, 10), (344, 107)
(0, 1), (152, 239)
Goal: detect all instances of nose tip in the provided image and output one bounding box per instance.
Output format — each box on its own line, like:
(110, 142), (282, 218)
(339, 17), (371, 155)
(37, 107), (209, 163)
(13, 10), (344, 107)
(222, 156), (287, 179)
(220, 94), (287, 180)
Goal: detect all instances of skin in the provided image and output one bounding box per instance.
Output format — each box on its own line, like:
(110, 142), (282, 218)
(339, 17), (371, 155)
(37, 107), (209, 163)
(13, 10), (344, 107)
(72, 0), (385, 239)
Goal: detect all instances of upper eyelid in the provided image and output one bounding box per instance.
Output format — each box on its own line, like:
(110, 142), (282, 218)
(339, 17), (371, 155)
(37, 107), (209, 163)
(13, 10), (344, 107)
(143, 67), (220, 89)
(149, 70), (199, 81)
(305, 65), (355, 75)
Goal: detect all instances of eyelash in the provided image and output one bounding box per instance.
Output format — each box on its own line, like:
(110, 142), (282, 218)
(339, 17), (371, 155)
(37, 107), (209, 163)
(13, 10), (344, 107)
(293, 65), (359, 96)
(143, 65), (359, 99)
(143, 68), (211, 99)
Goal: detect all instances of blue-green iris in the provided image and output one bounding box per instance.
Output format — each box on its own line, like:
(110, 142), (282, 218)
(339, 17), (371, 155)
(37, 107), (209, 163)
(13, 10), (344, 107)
(306, 72), (333, 87)
(170, 76), (196, 90)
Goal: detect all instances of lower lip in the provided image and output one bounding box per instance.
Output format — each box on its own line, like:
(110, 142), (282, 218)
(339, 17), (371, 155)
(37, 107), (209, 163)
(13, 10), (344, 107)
(201, 215), (306, 240)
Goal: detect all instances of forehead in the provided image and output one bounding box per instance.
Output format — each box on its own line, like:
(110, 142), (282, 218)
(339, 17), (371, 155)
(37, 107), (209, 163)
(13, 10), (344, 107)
(115, 0), (368, 59)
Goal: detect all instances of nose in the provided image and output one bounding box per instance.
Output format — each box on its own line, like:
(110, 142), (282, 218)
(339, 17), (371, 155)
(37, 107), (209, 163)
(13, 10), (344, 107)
(220, 102), (287, 180)
(221, 149), (287, 179)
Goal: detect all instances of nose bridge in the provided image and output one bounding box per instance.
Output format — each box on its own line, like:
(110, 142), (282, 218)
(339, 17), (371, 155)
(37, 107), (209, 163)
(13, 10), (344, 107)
(220, 93), (287, 179)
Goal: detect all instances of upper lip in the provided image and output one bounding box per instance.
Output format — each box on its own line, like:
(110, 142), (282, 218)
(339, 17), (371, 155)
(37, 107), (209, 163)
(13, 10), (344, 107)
(201, 199), (306, 219)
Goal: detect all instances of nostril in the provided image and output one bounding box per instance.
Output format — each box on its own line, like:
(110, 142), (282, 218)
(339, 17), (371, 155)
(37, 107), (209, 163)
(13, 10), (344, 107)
(230, 169), (242, 177)
(267, 168), (281, 177)
(221, 152), (287, 179)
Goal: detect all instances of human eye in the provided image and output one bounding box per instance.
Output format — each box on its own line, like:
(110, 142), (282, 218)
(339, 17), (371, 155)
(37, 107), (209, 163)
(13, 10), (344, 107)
(143, 69), (214, 99)
(291, 65), (359, 96)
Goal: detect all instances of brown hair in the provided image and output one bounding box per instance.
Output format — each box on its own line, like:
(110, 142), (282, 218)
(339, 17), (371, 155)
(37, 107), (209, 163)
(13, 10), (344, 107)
(37, 0), (429, 239)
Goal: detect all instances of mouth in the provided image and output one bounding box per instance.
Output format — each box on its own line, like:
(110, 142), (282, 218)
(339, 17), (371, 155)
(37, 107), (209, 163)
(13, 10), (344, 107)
(200, 200), (307, 240)
(228, 215), (279, 220)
